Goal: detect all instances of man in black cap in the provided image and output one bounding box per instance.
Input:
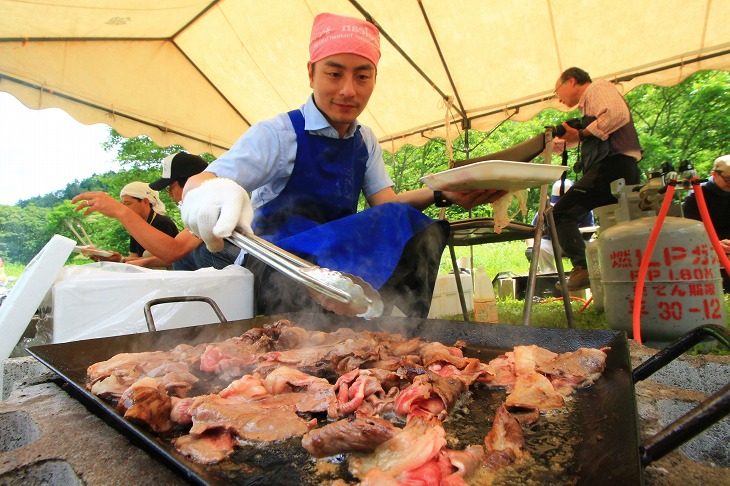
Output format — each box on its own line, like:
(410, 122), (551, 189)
(149, 152), (208, 199)
(73, 152), (243, 270)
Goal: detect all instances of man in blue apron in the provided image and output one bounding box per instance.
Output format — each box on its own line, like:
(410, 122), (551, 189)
(181, 13), (504, 317)
(551, 67), (643, 291)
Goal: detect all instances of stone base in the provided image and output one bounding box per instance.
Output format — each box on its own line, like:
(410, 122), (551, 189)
(629, 341), (730, 484)
(0, 379), (186, 485)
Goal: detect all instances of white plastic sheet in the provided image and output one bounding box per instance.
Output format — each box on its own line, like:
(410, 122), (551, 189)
(52, 263), (254, 343)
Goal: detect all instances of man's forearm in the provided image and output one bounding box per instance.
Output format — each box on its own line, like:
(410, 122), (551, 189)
(393, 187), (436, 211)
(115, 210), (191, 263)
(127, 255), (170, 268)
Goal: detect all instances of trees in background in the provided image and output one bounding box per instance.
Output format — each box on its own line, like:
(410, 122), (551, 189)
(0, 204), (52, 264)
(627, 70), (730, 175)
(1, 70), (728, 265)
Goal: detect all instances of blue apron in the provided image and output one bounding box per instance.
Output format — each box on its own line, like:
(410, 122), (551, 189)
(252, 110), (438, 289)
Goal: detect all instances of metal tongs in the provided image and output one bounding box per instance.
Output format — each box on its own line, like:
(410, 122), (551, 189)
(64, 218), (94, 247)
(64, 218), (112, 257)
(227, 231), (383, 319)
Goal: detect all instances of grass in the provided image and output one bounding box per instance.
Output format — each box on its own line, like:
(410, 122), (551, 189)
(3, 261), (25, 279)
(438, 241), (535, 279)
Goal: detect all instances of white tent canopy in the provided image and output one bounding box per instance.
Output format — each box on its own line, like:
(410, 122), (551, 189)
(1, 0), (729, 156)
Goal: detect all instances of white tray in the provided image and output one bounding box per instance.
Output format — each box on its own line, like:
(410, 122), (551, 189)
(74, 245), (114, 258)
(420, 160), (568, 192)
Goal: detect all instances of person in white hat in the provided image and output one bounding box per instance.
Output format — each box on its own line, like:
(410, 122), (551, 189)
(119, 181), (179, 262)
(525, 179), (595, 274)
(683, 154), (730, 292)
(83, 181), (179, 267)
(72, 153), (243, 269)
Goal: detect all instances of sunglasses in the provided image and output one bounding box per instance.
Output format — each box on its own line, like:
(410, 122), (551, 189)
(715, 171), (730, 184)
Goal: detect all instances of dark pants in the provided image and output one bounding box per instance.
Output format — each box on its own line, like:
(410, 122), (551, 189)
(246, 222), (449, 318)
(553, 153), (640, 267)
(172, 240), (243, 271)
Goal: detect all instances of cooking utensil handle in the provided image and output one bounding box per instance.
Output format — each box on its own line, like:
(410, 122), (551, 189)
(227, 231), (383, 318)
(632, 324), (730, 382)
(64, 218), (89, 246)
(229, 231), (313, 267)
(640, 383), (730, 466)
(632, 324), (730, 466)
(143, 296), (228, 332)
(76, 220), (94, 247)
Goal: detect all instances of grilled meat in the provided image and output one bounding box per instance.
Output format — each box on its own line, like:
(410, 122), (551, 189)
(302, 416), (397, 457)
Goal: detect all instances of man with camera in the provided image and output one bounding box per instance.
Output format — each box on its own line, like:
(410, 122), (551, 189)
(551, 67), (643, 290)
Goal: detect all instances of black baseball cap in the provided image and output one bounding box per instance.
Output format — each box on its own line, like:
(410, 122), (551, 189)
(149, 152), (208, 190)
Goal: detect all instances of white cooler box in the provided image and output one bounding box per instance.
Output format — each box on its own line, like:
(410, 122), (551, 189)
(52, 263), (254, 343)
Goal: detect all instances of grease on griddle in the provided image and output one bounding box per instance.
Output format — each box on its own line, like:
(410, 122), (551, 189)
(215, 438), (357, 485)
(446, 388), (583, 485)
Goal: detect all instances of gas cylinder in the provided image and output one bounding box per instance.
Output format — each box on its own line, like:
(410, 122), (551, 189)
(597, 215), (726, 342)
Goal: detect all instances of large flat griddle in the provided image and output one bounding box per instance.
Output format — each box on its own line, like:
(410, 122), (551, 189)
(27, 313), (642, 485)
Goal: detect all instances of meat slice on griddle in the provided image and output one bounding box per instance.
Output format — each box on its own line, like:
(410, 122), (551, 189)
(174, 429), (238, 465)
(504, 371), (565, 418)
(187, 393), (316, 442)
(334, 368), (402, 417)
(262, 366), (337, 416)
(485, 404), (527, 464)
(116, 377), (173, 434)
(255, 331), (382, 377)
(349, 414), (447, 479)
(394, 370), (465, 420)
(302, 416), (397, 457)
(87, 351), (198, 399)
(536, 347), (608, 394)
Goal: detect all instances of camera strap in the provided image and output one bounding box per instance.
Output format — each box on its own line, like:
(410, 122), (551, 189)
(564, 146), (582, 179)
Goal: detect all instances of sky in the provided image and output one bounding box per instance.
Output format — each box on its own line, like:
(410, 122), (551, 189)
(0, 92), (119, 206)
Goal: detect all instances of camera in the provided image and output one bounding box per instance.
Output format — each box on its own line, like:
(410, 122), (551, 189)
(548, 118), (582, 137)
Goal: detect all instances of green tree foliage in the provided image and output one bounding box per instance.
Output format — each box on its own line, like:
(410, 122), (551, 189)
(94, 129), (213, 228)
(103, 129), (215, 170)
(626, 70), (730, 175)
(17, 174), (111, 209)
(0, 204), (53, 264)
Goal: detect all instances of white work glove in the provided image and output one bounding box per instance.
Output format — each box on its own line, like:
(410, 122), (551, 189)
(180, 178), (254, 253)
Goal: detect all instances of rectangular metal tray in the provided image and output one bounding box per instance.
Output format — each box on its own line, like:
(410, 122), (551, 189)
(27, 314), (643, 485)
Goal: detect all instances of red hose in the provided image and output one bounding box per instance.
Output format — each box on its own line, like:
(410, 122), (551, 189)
(691, 177), (730, 274)
(538, 296), (588, 305)
(579, 296), (593, 312)
(632, 183), (676, 344)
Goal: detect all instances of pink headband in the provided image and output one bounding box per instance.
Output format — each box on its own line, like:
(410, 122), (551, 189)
(309, 13), (380, 67)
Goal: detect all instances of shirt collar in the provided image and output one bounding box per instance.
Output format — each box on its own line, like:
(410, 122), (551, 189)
(302, 95), (361, 138)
